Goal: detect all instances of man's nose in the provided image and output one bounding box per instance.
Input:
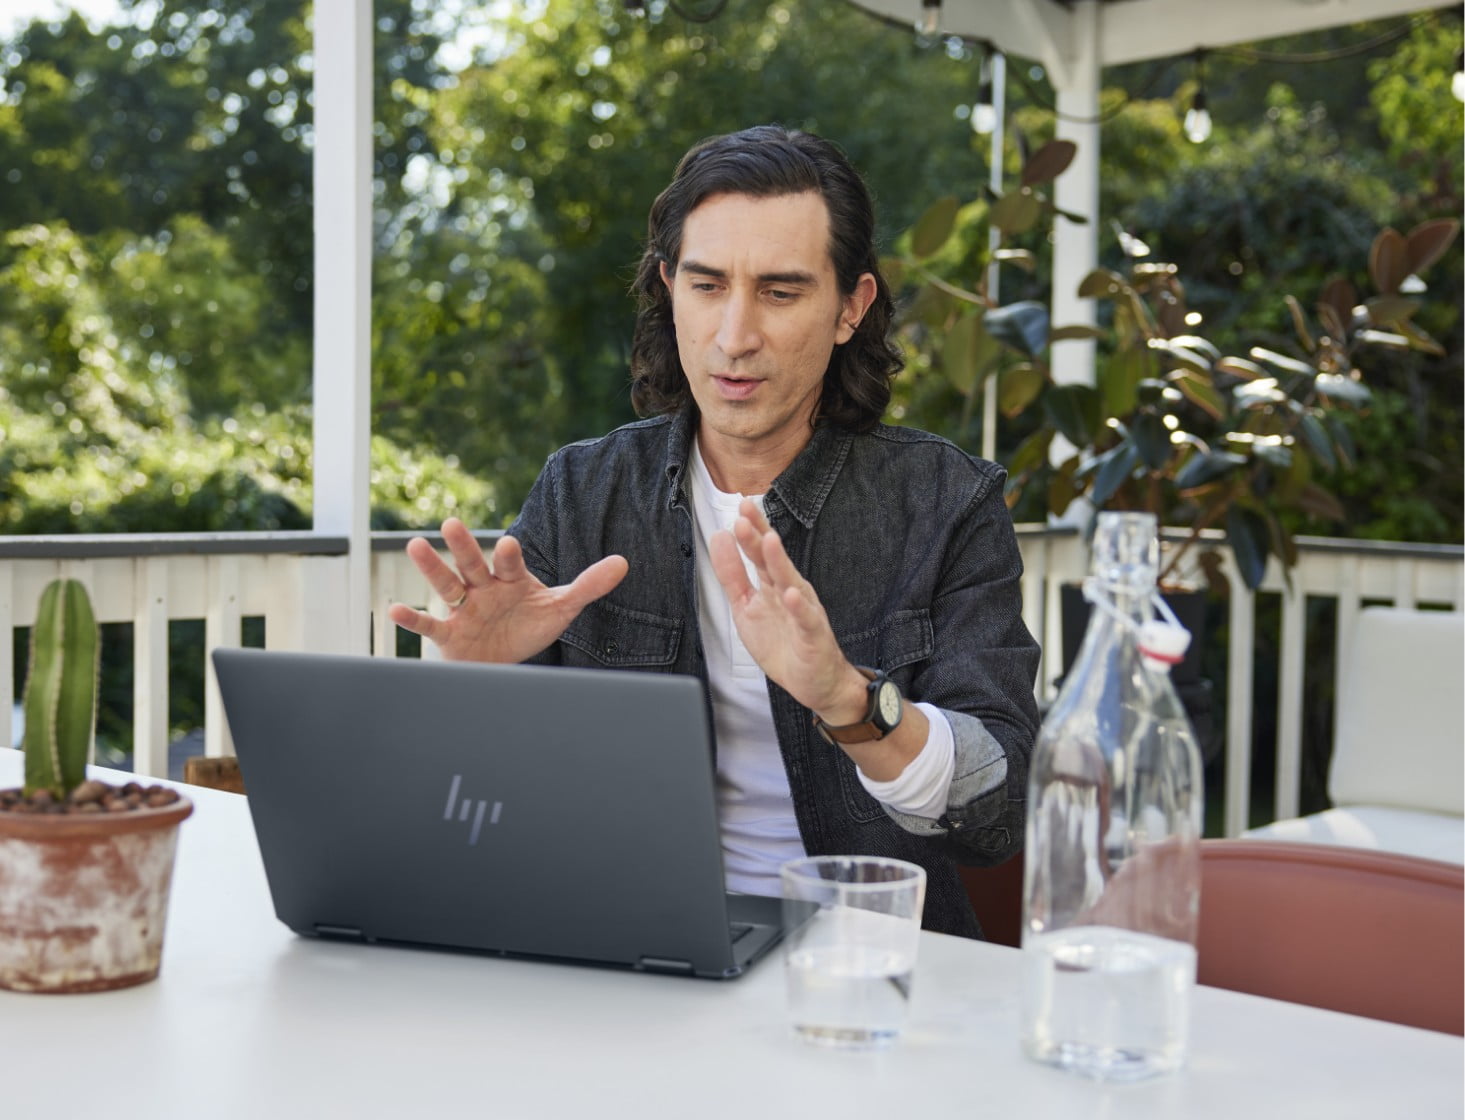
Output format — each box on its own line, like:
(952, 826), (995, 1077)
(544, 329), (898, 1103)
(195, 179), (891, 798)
(715, 291), (762, 359)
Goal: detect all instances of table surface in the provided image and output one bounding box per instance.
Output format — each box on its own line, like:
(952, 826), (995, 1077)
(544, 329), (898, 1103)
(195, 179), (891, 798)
(1, 748), (1460, 1120)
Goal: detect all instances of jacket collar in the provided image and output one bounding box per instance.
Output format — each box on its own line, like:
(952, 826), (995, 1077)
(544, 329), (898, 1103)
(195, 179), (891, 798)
(661, 406), (853, 529)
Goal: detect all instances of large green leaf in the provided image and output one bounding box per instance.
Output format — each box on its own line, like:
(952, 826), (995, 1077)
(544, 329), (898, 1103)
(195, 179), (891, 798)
(1099, 344), (1149, 418)
(1077, 268), (1126, 299)
(943, 310), (1001, 394)
(1042, 383), (1102, 447)
(1364, 295), (1419, 326)
(1233, 379), (1288, 407)
(1174, 449), (1246, 490)
(1046, 455), (1081, 517)
(1090, 441), (1142, 508)
(1314, 373), (1371, 404)
(1296, 413), (1338, 472)
(1252, 441), (1293, 470)
(1226, 506), (1270, 591)
(1368, 226), (1410, 295)
(1007, 428), (1054, 475)
(1020, 139), (1078, 186)
(1169, 370), (1225, 420)
(1130, 412), (1172, 470)
(1327, 416), (1357, 468)
(1405, 218), (1461, 277)
(990, 188), (1043, 235)
(1048, 324), (1106, 342)
(1249, 347), (1315, 377)
(1149, 338), (1211, 374)
(1215, 357), (1268, 380)
(910, 196), (960, 259)
(985, 300), (1050, 357)
(998, 364), (1047, 417)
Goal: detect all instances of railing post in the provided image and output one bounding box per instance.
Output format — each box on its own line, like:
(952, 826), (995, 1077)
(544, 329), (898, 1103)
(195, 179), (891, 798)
(0, 563), (11, 752)
(204, 555), (242, 759)
(133, 558), (171, 778)
(1224, 565), (1256, 837)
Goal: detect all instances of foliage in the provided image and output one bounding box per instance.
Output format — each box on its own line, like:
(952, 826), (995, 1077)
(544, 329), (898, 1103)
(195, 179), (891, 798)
(883, 136), (1080, 447)
(999, 219), (1459, 590)
(0, 222), (494, 534)
(22, 579), (98, 798)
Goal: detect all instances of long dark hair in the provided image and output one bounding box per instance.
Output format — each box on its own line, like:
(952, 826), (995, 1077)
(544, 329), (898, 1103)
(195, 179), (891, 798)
(629, 125), (902, 431)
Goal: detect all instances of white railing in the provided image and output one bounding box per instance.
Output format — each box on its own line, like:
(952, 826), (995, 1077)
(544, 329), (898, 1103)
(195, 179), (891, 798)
(2, 528), (1460, 837)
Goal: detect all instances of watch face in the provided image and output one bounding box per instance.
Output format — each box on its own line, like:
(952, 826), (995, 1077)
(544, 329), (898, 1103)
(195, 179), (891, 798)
(876, 680), (902, 726)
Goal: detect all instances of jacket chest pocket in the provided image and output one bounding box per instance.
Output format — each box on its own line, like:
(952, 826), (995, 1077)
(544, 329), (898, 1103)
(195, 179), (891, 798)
(559, 600), (682, 668)
(832, 610), (934, 823)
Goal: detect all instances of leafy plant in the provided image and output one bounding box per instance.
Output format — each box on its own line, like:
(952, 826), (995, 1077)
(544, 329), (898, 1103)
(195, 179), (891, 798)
(999, 218), (1459, 590)
(22, 578), (99, 798)
(885, 138), (1083, 440)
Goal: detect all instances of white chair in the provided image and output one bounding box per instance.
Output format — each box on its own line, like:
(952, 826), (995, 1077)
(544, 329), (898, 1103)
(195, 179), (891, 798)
(1244, 607), (1464, 864)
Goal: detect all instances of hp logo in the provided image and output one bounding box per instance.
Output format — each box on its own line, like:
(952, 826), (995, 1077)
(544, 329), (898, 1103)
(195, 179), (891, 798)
(443, 774), (503, 846)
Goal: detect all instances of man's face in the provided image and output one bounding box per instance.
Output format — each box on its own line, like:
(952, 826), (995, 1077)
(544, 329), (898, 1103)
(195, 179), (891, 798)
(660, 191), (875, 489)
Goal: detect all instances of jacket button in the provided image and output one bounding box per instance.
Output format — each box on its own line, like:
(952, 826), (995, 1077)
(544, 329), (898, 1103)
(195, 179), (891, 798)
(604, 641), (618, 656)
(680, 543), (692, 557)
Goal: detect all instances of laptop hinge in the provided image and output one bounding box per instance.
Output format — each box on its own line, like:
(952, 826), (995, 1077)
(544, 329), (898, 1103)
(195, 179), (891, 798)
(314, 923), (366, 940)
(638, 956), (694, 975)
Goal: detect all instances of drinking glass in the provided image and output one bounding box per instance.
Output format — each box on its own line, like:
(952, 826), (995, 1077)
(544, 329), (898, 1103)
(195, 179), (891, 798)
(779, 855), (927, 1049)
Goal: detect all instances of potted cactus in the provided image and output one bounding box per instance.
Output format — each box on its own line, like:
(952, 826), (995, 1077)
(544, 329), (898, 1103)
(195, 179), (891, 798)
(0, 578), (192, 993)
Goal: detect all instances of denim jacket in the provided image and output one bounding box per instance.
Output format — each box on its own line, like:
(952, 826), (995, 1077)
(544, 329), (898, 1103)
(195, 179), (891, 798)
(508, 408), (1040, 938)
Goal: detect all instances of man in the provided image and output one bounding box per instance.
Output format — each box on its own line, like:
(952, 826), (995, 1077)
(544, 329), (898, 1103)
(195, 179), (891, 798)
(389, 125), (1039, 938)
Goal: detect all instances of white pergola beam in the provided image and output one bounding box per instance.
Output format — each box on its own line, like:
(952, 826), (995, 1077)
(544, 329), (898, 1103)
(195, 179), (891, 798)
(853, 0), (1439, 68)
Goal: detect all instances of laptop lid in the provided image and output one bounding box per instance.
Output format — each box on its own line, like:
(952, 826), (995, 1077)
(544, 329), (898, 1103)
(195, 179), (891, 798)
(212, 648), (783, 979)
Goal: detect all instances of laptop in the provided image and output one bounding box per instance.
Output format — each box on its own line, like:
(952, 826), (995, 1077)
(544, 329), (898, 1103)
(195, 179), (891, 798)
(212, 647), (786, 979)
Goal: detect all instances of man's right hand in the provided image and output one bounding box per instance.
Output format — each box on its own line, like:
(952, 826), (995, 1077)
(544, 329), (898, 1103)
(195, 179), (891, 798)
(387, 518), (629, 664)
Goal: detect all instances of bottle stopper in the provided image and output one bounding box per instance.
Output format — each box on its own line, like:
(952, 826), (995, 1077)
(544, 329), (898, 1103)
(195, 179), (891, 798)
(1138, 620), (1191, 670)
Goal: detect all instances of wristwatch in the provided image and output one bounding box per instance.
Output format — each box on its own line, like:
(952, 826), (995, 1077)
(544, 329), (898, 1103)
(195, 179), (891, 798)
(812, 666), (903, 745)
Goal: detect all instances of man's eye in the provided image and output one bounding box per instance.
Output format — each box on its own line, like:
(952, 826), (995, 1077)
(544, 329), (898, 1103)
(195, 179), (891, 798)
(690, 282), (720, 293)
(767, 289), (797, 302)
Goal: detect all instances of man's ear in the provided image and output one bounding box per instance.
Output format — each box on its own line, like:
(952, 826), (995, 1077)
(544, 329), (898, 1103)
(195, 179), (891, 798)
(658, 259), (674, 292)
(835, 272), (879, 344)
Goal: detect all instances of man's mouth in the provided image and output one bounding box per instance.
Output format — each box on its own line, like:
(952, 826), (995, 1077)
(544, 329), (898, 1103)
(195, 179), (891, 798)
(713, 375), (761, 400)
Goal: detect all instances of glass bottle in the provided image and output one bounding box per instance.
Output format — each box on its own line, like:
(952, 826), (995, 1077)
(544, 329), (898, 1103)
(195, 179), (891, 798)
(1019, 512), (1205, 1081)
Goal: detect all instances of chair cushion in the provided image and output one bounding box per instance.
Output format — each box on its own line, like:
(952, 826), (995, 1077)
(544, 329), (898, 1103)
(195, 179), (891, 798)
(1331, 608), (1464, 815)
(1243, 806), (1464, 865)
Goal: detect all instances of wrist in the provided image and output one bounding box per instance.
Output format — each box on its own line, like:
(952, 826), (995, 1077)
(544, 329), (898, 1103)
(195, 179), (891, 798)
(814, 664), (874, 728)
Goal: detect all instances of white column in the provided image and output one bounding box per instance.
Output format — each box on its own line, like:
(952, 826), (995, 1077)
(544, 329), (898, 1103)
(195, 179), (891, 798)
(1049, 0), (1101, 389)
(312, 0), (373, 654)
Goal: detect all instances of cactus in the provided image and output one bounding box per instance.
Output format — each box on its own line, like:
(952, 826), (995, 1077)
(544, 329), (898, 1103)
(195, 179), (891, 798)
(22, 578), (100, 798)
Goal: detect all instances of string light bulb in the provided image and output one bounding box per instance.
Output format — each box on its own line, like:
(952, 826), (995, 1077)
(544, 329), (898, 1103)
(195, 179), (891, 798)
(1184, 51), (1212, 144)
(971, 47), (998, 135)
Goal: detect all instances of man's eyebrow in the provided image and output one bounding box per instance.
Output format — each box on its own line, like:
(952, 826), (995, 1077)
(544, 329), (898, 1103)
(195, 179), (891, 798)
(677, 259), (819, 287)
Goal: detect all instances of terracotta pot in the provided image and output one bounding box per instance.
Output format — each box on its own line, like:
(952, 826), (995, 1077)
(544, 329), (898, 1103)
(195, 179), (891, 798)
(0, 796), (193, 993)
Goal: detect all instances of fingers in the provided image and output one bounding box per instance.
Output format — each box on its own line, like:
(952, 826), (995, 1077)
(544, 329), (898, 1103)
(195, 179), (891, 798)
(442, 517), (494, 589)
(709, 531), (754, 602)
(387, 601), (442, 644)
(487, 533), (529, 583)
(562, 554), (630, 611)
(405, 535), (465, 605)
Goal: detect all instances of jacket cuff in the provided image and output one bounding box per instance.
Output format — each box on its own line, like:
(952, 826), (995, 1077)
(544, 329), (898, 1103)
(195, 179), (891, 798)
(879, 708), (1008, 837)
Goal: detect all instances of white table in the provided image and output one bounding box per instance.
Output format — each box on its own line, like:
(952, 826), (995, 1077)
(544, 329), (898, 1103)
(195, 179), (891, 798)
(1, 748), (1459, 1119)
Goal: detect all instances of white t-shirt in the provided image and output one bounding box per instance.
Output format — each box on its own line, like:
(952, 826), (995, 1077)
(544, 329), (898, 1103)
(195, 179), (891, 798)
(687, 439), (955, 896)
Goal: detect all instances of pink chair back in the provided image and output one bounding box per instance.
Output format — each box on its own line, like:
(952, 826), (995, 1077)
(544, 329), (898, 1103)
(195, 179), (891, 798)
(1198, 839), (1464, 1035)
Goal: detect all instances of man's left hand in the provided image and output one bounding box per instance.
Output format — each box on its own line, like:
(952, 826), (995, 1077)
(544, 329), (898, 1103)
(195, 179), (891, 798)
(708, 499), (926, 781)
